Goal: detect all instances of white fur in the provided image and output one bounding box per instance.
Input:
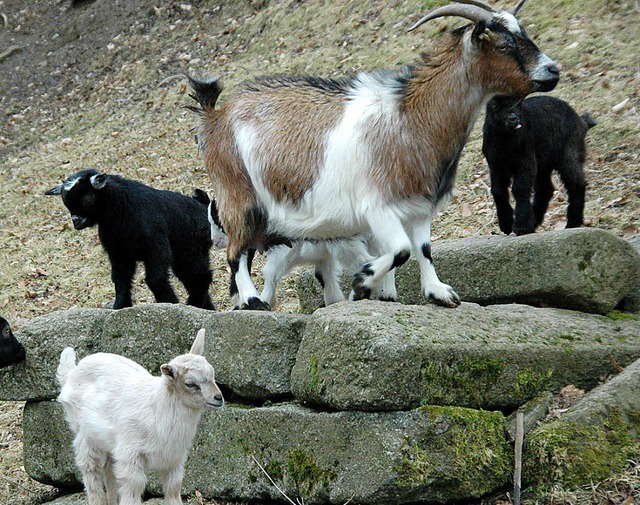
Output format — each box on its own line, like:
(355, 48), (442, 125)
(261, 237), (398, 308)
(56, 329), (223, 505)
(496, 12), (521, 34)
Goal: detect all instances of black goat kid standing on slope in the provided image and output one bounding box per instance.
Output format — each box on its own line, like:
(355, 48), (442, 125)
(46, 169), (215, 310)
(482, 95), (596, 235)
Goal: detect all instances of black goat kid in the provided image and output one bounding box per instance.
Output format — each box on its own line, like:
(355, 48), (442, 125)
(482, 95), (596, 235)
(46, 169), (215, 310)
(0, 316), (26, 368)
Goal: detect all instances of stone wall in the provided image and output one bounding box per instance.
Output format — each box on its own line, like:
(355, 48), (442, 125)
(1, 228), (639, 504)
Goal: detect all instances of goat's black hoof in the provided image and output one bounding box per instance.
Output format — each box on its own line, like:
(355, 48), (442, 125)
(378, 297), (397, 303)
(242, 297), (271, 311)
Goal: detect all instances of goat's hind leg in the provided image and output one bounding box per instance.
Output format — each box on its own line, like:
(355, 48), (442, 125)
(315, 248), (346, 306)
(407, 218), (460, 308)
(261, 243), (303, 308)
(229, 248), (270, 310)
(173, 251), (215, 310)
(559, 154), (587, 228)
(74, 437), (108, 505)
(144, 251), (180, 304)
(113, 457), (146, 505)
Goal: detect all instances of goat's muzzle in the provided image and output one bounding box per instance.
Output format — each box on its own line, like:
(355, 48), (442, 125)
(533, 62), (560, 92)
(207, 393), (224, 408)
(71, 215), (91, 230)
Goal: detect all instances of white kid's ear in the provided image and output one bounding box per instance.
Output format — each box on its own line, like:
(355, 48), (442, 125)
(161, 364), (175, 378)
(190, 328), (205, 355)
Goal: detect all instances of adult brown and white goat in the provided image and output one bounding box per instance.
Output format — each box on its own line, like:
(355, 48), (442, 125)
(188, 0), (560, 310)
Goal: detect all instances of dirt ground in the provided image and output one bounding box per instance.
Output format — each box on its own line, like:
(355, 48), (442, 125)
(0, 0), (638, 503)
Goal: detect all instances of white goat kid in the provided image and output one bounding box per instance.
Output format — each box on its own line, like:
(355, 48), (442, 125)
(261, 238), (398, 308)
(56, 329), (223, 505)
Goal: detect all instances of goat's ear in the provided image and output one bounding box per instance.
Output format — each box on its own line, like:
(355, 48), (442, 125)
(190, 328), (206, 355)
(45, 184), (63, 196)
(90, 173), (108, 190)
(161, 364), (175, 379)
(471, 21), (491, 47)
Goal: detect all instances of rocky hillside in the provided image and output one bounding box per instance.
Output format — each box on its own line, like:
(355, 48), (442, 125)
(0, 0), (638, 503)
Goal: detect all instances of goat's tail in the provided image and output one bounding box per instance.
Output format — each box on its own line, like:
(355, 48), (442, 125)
(186, 75), (223, 114)
(56, 347), (77, 388)
(191, 188), (211, 206)
(581, 113), (597, 129)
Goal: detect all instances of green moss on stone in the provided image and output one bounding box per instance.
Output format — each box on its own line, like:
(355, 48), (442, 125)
(421, 356), (506, 407)
(513, 369), (553, 401)
(287, 449), (335, 496)
(266, 459), (284, 481)
(603, 310), (639, 321)
(524, 409), (640, 489)
(308, 355), (319, 391)
(398, 406), (511, 500)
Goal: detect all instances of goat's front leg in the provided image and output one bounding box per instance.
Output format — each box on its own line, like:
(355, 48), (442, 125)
(109, 256), (136, 309)
(159, 465), (185, 505)
(489, 169), (514, 235)
(511, 160), (537, 235)
(229, 249), (270, 310)
(407, 218), (460, 308)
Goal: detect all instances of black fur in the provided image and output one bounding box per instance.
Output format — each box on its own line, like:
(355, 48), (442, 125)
(391, 250), (410, 270)
(482, 96), (596, 235)
(46, 169), (215, 310)
(0, 316), (26, 368)
(351, 271), (372, 301)
(421, 243), (432, 262)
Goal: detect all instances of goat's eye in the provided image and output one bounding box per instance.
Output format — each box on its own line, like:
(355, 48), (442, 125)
(185, 382), (200, 390)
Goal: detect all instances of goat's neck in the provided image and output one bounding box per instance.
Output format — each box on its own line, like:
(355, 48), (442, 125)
(155, 380), (203, 436)
(404, 43), (486, 153)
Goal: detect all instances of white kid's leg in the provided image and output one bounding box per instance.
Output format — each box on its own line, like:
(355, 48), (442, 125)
(261, 243), (302, 308)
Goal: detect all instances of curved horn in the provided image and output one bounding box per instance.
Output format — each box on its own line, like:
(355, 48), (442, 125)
(408, 4), (494, 32)
(512, 0), (527, 15)
(457, 0), (497, 12)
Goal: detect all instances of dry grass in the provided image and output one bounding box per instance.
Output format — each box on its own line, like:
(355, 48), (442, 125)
(0, 0), (638, 503)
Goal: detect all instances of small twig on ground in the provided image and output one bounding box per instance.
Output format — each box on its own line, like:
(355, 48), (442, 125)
(608, 355), (625, 373)
(0, 474), (35, 495)
(0, 45), (21, 63)
(251, 454), (300, 505)
(513, 411), (524, 505)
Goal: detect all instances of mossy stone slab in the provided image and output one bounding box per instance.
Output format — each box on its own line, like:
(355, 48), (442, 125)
(24, 401), (512, 505)
(291, 300), (640, 410)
